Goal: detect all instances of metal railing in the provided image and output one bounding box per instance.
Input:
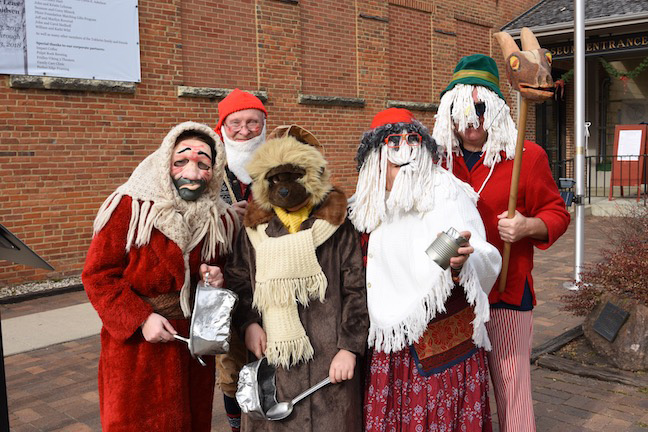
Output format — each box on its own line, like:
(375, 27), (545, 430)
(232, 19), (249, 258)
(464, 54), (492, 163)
(551, 154), (648, 205)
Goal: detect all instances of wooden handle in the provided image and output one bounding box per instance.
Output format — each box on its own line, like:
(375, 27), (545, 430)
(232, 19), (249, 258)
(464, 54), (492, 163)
(498, 98), (528, 293)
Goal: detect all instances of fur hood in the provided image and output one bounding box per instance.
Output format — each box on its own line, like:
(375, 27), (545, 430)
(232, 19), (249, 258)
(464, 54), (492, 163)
(247, 136), (332, 212)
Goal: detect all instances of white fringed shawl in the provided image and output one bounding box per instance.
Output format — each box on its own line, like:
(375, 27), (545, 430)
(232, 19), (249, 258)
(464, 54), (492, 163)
(92, 122), (239, 317)
(364, 169), (501, 353)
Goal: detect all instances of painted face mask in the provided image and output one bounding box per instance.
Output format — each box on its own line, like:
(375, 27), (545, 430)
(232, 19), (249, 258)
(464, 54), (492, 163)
(170, 138), (213, 201)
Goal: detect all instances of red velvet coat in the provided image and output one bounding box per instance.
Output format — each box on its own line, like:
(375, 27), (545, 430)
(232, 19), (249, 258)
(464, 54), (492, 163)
(82, 196), (225, 431)
(451, 141), (570, 306)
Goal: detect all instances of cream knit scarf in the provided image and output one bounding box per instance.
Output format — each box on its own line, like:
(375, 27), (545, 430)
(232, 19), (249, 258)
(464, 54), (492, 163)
(92, 122), (238, 317)
(246, 219), (339, 368)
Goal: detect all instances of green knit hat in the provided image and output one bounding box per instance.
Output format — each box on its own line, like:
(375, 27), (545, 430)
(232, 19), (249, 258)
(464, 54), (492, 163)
(441, 54), (505, 100)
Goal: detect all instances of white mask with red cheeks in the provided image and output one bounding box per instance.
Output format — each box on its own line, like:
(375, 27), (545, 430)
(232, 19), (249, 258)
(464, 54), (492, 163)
(170, 138), (213, 201)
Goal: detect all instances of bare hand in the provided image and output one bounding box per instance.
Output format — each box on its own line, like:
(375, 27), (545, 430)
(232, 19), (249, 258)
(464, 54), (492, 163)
(449, 231), (473, 270)
(329, 349), (356, 383)
(245, 322), (267, 359)
(199, 264), (224, 287)
(142, 313), (177, 343)
(232, 200), (248, 219)
(497, 210), (528, 243)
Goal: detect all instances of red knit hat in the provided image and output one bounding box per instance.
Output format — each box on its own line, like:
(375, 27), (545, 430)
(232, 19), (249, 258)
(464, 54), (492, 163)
(370, 108), (415, 129)
(215, 88), (268, 137)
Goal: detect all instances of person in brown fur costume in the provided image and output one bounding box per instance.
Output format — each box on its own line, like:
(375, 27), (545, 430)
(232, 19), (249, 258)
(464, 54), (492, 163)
(225, 135), (369, 432)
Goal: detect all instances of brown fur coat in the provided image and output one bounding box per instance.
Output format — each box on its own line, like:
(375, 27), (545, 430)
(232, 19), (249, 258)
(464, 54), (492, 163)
(225, 188), (368, 432)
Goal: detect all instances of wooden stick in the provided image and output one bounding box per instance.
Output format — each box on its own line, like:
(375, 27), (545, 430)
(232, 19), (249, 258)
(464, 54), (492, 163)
(499, 97), (529, 293)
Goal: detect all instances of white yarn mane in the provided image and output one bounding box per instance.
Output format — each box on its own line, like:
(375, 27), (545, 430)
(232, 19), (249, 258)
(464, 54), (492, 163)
(432, 84), (518, 172)
(349, 143), (437, 233)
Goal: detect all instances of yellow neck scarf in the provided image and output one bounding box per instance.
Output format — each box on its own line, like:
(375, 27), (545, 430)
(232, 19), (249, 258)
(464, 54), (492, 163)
(273, 203), (313, 234)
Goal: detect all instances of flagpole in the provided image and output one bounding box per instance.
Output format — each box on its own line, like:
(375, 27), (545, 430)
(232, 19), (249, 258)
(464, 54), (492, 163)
(572, 0), (586, 288)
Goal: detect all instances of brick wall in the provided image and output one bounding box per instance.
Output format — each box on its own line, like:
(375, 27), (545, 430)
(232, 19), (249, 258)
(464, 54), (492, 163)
(388, 4), (433, 102)
(0, 0), (539, 286)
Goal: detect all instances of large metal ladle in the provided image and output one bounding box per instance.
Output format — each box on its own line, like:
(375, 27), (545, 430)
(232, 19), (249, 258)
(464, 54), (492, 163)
(265, 376), (332, 421)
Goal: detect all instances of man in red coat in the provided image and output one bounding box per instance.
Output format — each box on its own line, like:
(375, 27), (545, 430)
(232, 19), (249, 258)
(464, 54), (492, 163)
(82, 122), (238, 431)
(432, 54), (570, 432)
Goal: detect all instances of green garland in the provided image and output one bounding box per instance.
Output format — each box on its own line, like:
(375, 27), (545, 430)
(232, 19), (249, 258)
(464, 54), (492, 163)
(554, 57), (648, 86)
(559, 69), (574, 84)
(599, 57), (648, 80)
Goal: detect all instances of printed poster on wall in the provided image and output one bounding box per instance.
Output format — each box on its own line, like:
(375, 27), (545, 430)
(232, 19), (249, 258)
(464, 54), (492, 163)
(0, 0), (140, 82)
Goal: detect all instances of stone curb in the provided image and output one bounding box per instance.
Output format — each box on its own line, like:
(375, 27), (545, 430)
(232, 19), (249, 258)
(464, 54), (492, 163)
(0, 284), (84, 305)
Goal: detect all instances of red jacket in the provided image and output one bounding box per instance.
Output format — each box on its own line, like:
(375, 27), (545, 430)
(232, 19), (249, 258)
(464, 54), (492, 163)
(82, 196), (226, 431)
(451, 141), (570, 306)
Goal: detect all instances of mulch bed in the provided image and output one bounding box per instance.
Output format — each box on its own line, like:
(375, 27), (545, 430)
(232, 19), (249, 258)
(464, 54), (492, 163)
(535, 331), (648, 388)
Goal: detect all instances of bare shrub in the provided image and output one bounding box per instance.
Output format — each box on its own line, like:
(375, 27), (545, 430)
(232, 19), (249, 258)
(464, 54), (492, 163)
(561, 205), (648, 316)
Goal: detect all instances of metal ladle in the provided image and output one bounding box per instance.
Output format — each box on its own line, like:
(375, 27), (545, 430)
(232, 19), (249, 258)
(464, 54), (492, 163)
(265, 376), (332, 421)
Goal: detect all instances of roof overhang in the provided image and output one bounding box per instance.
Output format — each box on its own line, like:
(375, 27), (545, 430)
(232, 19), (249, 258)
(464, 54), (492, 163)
(503, 12), (648, 39)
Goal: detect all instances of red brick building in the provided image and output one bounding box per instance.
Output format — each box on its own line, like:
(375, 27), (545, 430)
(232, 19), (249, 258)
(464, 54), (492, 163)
(0, 0), (538, 286)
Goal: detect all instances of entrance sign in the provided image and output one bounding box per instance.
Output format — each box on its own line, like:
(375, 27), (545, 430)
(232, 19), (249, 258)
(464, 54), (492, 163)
(0, 0), (140, 82)
(547, 31), (648, 59)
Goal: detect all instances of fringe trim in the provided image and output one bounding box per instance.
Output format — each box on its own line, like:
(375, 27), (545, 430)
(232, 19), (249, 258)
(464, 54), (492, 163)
(369, 262), (491, 353)
(459, 260), (492, 351)
(265, 335), (314, 369)
(93, 194), (237, 319)
(252, 272), (328, 310)
(92, 191), (123, 236)
(180, 253), (192, 317)
(368, 270), (454, 354)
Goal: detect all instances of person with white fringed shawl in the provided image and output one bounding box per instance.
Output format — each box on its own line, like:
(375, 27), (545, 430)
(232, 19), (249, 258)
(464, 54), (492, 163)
(350, 108), (501, 432)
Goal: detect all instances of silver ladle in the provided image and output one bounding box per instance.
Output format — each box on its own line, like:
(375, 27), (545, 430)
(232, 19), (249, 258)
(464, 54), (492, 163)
(265, 376), (332, 421)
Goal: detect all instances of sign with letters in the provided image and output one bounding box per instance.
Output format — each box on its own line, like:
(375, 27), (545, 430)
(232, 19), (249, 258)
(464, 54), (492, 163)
(546, 32), (648, 59)
(0, 0), (140, 82)
(593, 301), (630, 343)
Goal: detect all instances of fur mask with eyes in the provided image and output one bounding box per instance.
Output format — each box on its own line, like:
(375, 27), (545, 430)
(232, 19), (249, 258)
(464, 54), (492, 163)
(247, 136), (332, 212)
(494, 27), (554, 101)
(265, 164), (310, 210)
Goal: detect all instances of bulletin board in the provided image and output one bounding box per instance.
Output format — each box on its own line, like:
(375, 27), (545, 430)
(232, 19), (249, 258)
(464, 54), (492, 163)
(608, 124), (648, 201)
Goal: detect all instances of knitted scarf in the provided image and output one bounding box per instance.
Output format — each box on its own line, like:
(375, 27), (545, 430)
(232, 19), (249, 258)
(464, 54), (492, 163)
(246, 219), (339, 368)
(92, 122), (238, 317)
(273, 203), (313, 234)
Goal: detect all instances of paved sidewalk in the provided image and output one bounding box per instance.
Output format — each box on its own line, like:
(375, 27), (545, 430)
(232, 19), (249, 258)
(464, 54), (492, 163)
(3, 215), (648, 431)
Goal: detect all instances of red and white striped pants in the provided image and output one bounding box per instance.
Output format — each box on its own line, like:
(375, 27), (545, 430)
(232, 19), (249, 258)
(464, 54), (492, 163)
(485, 308), (535, 432)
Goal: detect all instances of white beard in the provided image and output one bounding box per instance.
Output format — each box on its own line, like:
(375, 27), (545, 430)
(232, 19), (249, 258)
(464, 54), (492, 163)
(221, 124), (266, 184)
(385, 144), (420, 213)
(349, 143), (437, 233)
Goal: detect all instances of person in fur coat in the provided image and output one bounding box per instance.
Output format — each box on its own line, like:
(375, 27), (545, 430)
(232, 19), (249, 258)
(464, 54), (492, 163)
(82, 122), (238, 431)
(225, 135), (369, 432)
(350, 108), (502, 431)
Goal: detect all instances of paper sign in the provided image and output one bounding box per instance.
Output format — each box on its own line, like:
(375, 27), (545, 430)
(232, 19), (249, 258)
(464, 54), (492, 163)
(617, 129), (643, 161)
(0, 0), (140, 82)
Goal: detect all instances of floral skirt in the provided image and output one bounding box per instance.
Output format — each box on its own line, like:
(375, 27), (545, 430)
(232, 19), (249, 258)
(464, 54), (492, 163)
(364, 347), (492, 432)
